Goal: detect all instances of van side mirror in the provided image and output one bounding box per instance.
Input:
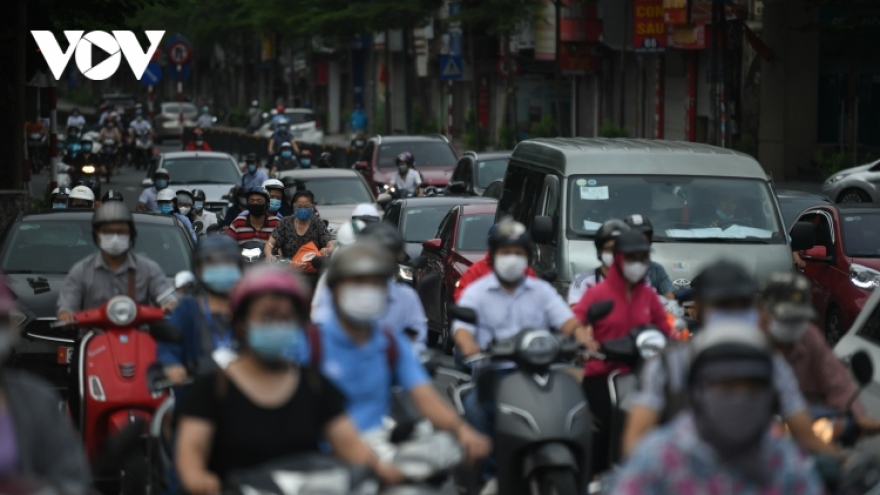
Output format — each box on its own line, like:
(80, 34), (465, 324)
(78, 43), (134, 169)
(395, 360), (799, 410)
(790, 221), (816, 251)
(851, 351), (873, 387)
(206, 224), (222, 234)
(422, 239), (442, 252)
(588, 300), (615, 323)
(802, 245), (829, 261)
(141, 178), (154, 188)
(446, 181), (467, 195)
(531, 215), (554, 244)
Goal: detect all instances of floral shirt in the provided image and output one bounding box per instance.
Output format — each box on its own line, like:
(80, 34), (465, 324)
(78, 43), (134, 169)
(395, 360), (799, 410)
(271, 216), (331, 258)
(612, 413), (823, 495)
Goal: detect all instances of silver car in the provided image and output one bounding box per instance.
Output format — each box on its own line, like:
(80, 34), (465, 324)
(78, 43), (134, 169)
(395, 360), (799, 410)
(822, 159), (880, 203)
(276, 168), (379, 234)
(143, 151), (242, 216)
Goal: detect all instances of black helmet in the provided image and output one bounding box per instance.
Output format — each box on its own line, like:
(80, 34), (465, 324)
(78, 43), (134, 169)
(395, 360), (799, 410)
(488, 218), (531, 255)
(246, 153), (258, 163)
(191, 189), (207, 202)
(236, 187), (250, 199)
(692, 260), (756, 304)
(624, 214), (654, 242)
(246, 186), (270, 204)
(327, 241), (397, 288)
(594, 219), (630, 257)
(614, 231), (651, 255)
(395, 152), (415, 167)
(358, 221), (405, 256)
(194, 233), (241, 271)
(319, 151), (332, 166)
(102, 189), (124, 203)
(92, 202), (136, 243)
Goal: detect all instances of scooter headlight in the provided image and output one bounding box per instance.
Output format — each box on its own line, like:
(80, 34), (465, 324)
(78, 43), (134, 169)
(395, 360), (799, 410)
(518, 328), (559, 366)
(635, 329), (667, 360)
(399, 264), (415, 282)
(81, 165), (96, 174)
(106, 295), (137, 326)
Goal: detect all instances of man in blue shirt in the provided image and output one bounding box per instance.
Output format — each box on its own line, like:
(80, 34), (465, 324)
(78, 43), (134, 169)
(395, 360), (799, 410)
(350, 104), (367, 132)
(299, 241), (490, 463)
(237, 153), (269, 192)
(137, 167), (170, 212)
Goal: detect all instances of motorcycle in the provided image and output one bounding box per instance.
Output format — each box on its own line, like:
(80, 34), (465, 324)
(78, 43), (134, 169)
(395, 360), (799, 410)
(240, 239), (267, 263)
(70, 162), (102, 199)
(224, 455), (379, 495)
(28, 132), (47, 174)
(447, 305), (592, 495)
(101, 137), (119, 182)
(133, 130), (153, 171)
(351, 132), (367, 152)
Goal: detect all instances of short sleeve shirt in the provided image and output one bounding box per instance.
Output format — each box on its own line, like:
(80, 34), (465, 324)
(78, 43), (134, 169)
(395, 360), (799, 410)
(271, 217), (331, 258)
(129, 119), (152, 133)
(226, 214), (280, 244)
(392, 171), (422, 194)
(138, 187), (160, 211)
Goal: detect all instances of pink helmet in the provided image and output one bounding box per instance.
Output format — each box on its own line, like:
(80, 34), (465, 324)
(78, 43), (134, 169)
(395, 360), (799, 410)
(228, 265), (311, 320)
(0, 273), (16, 314)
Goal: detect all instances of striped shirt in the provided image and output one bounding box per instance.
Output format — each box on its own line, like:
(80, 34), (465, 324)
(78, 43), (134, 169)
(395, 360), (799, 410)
(226, 213), (279, 244)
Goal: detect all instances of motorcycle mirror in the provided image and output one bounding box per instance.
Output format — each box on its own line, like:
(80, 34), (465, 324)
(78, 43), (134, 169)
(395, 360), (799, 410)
(310, 256), (328, 271)
(141, 178), (154, 188)
(448, 305), (478, 325)
(408, 256), (428, 270)
(587, 300), (615, 323)
(149, 320), (184, 344)
(193, 221), (204, 234)
(206, 224), (222, 234)
(851, 351), (874, 387)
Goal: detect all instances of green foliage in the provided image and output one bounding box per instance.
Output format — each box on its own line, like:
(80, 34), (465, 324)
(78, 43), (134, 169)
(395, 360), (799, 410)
(60, 89), (97, 107)
(33, 0), (179, 33)
(599, 119), (628, 138)
(498, 125), (515, 150)
(529, 113), (557, 138)
(455, 0), (545, 38)
(228, 106), (248, 127)
(411, 105), (438, 135)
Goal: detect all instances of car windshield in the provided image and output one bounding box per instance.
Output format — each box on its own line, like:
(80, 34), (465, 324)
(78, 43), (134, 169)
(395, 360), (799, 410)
(289, 178), (373, 205)
(164, 158), (240, 184)
(568, 175), (785, 243)
(457, 214), (495, 251)
(283, 111), (314, 125)
(1, 219), (191, 276)
(475, 159), (509, 188)
(841, 212), (880, 257)
(377, 142), (457, 168)
(401, 205), (454, 242)
(777, 195), (829, 228)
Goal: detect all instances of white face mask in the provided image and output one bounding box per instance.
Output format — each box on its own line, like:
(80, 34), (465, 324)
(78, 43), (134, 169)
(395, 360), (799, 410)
(338, 284), (388, 325)
(179, 206), (192, 216)
(622, 261), (649, 284)
(769, 318), (808, 343)
(99, 233), (130, 257)
(601, 252), (615, 268)
(494, 254), (528, 283)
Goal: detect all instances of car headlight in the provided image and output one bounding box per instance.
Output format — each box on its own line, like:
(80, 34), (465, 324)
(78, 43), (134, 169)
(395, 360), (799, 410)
(399, 264), (415, 282)
(106, 295), (137, 326)
(518, 329), (559, 366)
(81, 165), (96, 174)
(9, 308), (27, 327)
(635, 329), (668, 360)
(826, 174), (846, 184)
(850, 263), (880, 291)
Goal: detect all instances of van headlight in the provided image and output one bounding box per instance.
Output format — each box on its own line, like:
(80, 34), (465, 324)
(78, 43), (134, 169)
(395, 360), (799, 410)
(826, 174), (846, 184)
(106, 295), (137, 326)
(635, 329), (667, 360)
(850, 263), (880, 291)
(518, 329), (559, 366)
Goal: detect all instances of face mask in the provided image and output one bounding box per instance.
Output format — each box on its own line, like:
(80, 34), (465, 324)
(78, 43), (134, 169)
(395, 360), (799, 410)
(398, 165), (408, 174)
(295, 207), (313, 221)
(281, 151), (292, 159)
(622, 261), (649, 284)
(179, 206), (192, 216)
(601, 252), (615, 268)
(247, 164), (257, 174)
(201, 264), (241, 294)
(158, 204), (174, 215)
(338, 284), (388, 325)
(705, 308), (760, 328)
(195, 139), (203, 146)
(100, 233), (131, 257)
(195, 201), (204, 211)
(249, 204), (267, 217)
(692, 386), (774, 459)
(300, 159), (311, 167)
(769, 318), (809, 343)
(155, 179), (168, 190)
(269, 198), (282, 213)
(247, 323), (303, 364)
(494, 254), (528, 283)
(53, 203), (67, 209)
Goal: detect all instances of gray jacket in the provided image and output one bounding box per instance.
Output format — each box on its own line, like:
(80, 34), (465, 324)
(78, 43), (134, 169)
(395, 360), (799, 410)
(2, 370), (91, 495)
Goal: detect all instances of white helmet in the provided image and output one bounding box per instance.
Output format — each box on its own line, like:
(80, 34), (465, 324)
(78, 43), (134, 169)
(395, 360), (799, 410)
(334, 219), (367, 252)
(351, 203), (381, 222)
(157, 188), (176, 202)
(69, 185), (95, 202)
(175, 270), (196, 289)
(51, 187), (71, 196)
(262, 179), (284, 191)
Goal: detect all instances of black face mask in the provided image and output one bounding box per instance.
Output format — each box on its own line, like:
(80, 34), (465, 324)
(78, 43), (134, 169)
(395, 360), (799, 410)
(249, 204), (267, 217)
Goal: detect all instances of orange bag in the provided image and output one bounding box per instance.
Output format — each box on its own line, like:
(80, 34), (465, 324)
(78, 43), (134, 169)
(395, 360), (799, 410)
(292, 241), (321, 273)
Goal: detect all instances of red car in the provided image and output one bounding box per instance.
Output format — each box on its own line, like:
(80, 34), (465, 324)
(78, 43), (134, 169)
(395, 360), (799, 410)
(794, 203), (880, 345)
(417, 202), (497, 351)
(353, 135), (460, 195)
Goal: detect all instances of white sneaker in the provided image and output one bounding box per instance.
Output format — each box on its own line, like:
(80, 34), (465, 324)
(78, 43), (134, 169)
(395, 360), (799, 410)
(479, 477), (498, 495)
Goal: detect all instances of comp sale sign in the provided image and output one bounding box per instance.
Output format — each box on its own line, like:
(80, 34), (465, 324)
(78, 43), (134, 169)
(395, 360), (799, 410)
(633, 0), (667, 52)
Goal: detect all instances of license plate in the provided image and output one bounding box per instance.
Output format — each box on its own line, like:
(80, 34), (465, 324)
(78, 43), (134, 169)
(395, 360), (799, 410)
(57, 346), (74, 364)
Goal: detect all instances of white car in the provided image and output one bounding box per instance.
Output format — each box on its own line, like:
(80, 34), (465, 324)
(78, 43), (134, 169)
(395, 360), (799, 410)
(142, 151), (242, 216)
(255, 108), (324, 145)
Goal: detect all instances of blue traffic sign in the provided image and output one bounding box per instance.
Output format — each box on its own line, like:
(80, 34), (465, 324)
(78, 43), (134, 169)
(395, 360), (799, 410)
(139, 61), (163, 86)
(439, 55), (463, 81)
(166, 63), (192, 83)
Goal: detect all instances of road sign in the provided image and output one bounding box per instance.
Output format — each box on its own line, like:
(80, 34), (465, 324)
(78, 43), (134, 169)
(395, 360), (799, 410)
(139, 61), (163, 86)
(168, 40), (192, 65)
(440, 55), (463, 81)
(496, 56), (520, 78)
(165, 62), (191, 82)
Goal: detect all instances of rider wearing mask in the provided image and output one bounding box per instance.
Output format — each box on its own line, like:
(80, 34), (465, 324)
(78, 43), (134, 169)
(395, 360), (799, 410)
(613, 323), (823, 495)
(226, 186), (280, 245)
(191, 189), (219, 230)
(186, 128), (211, 151)
(312, 222), (429, 348)
(573, 230), (673, 474)
(453, 223), (537, 302)
(157, 188), (198, 243)
(97, 119), (121, 151)
(73, 139), (96, 168)
(268, 121), (299, 156)
(194, 106), (214, 129)
(318, 151), (333, 168)
(175, 266), (405, 494)
(137, 167), (170, 212)
(391, 152), (422, 197)
(222, 188), (250, 227)
(0, 273), (92, 495)
(567, 219), (629, 307)
(622, 260), (838, 459)
(269, 142), (297, 176)
(129, 109), (154, 139)
(265, 190), (334, 262)
(623, 214), (675, 299)
(263, 179), (292, 218)
(101, 189), (123, 203)
(246, 100), (261, 133)
(176, 189), (197, 225)
(298, 149), (313, 169)
(238, 153), (269, 193)
(160, 234), (243, 385)
(50, 187), (70, 209)
(300, 242), (491, 462)
(67, 185), (96, 209)
(66, 107), (86, 129)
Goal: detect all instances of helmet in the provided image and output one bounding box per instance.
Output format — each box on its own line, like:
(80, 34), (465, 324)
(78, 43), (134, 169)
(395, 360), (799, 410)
(761, 272), (816, 322)
(193, 128), (203, 136)
(396, 152), (415, 167)
(280, 176), (298, 191)
(624, 214), (654, 242)
(251, 100), (259, 107)
(351, 204), (381, 223)
(594, 219), (630, 255)
(229, 265), (311, 321)
(358, 222), (404, 256)
(51, 187), (71, 201)
(688, 321), (772, 387)
(157, 188), (176, 202)
(175, 271), (196, 290)
(487, 218), (531, 255)
(80, 139), (93, 151)
(176, 189), (195, 203)
(191, 189), (206, 202)
(0, 273), (15, 315)
(69, 185), (96, 204)
(319, 152), (332, 164)
(102, 189), (124, 203)
(135, 109), (143, 117)
(614, 231), (651, 255)
(246, 186), (270, 204)
(195, 233), (241, 270)
(92, 202), (136, 240)
(300, 149), (313, 158)
(201, 106), (209, 113)
(263, 179), (284, 192)
(692, 260), (756, 304)
(246, 153), (258, 163)
(154, 167), (170, 179)
(326, 241), (396, 288)
(334, 220), (367, 250)
(279, 142), (292, 150)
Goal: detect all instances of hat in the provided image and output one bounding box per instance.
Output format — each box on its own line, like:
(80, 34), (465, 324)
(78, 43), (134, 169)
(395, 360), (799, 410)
(762, 272), (816, 322)
(690, 321), (773, 384)
(692, 260), (756, 303)
(351, 204), (380, 221)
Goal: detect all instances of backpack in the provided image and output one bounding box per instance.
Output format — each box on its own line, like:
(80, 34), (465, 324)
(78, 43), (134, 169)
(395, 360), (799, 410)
(305, 324), (399, 381)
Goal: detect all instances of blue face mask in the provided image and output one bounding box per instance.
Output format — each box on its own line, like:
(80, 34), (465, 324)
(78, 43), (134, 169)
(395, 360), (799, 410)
(194, 201), (204, 211)
(155, 179), (168, 190)
(201, 264), (241, 294)
(247, 323), (303, 363)
(247, 164), (257, 174)
(295, 208), (313, 221)
(82, 145), (93, 152)
(53, 203), (67, 209)
(705, 308), (760, 328)
(158, 203), (174, 215)
(269, 198), (282, 213)
(281, 151), (292, 159)
(300, 159), (311, 168)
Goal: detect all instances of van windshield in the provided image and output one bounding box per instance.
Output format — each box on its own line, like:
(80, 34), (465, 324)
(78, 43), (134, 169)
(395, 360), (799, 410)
(568, 175), (784, 243)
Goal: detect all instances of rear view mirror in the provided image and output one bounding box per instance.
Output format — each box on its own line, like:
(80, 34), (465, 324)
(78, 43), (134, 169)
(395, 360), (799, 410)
(790, 221), (816, 251)
(141, 178), (154, 188)
(851, 350), (874, 387)
(531, 215), (554, 244)
(802, 245), (829, 260)
(149, 320), (183, 344)
(422, 239), (442, 251)
(448, 305), (478, 325)
(446, 181), (467, 195)
(206, 224), (222, 234)
(588, 300), (615, 323)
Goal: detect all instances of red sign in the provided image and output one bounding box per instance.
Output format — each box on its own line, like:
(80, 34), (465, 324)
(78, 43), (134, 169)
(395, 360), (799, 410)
(559, 43), (601, 74)
(633, 0), (667, 52)
(497, 56), (520, 78)
(669, 24), (708, 50)
(478, 76), (489, 128)
(663, 0), (689, 25)
(168, 40), (192, 65)
(560, 0), (585, 42)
